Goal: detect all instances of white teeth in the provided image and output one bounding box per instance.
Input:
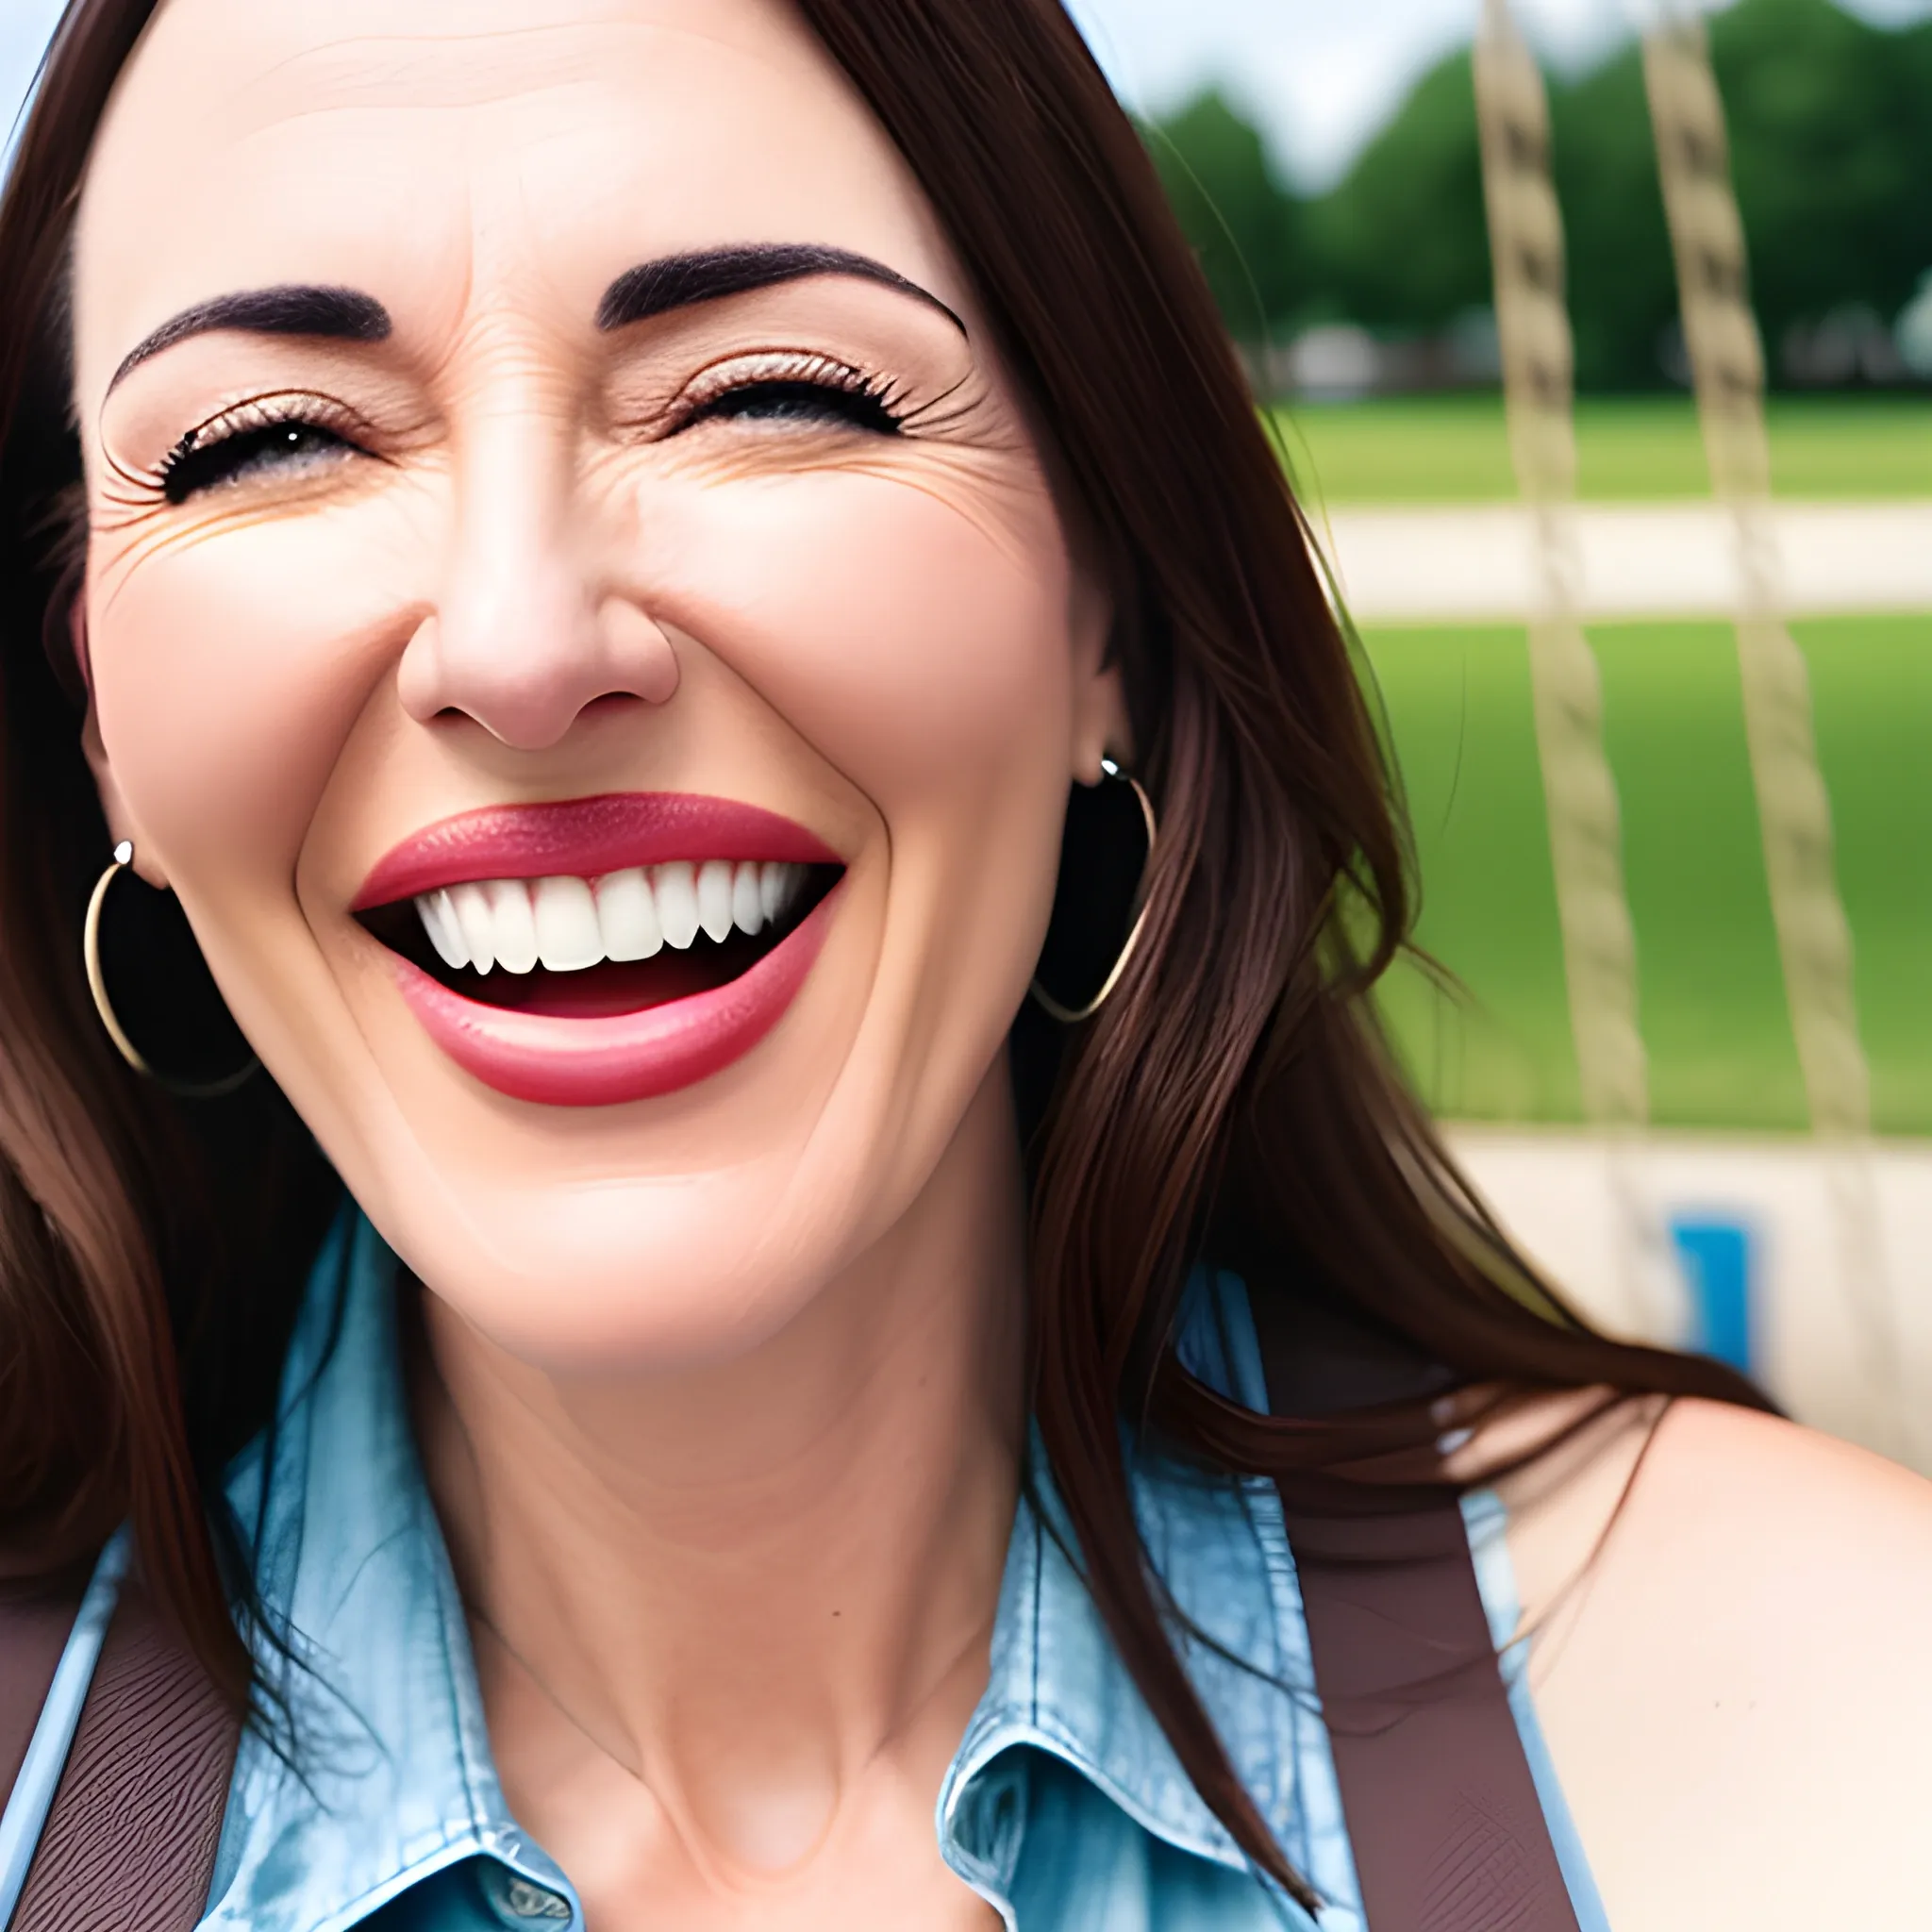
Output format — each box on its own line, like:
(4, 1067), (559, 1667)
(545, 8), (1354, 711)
(409, 859), (812, 977)
(486, 878), (540, 974)
(655, 861), (700, 950)
(594, 867), (662, 961)
(415, 888), (471, 970)
(758, 861), (787, 926)
(533, 874), (602, 973)
(761, 861), (804, 925)
(696, 859), (735, 943)
(449, 882), (497, 974)
(731, 861), (764, 937)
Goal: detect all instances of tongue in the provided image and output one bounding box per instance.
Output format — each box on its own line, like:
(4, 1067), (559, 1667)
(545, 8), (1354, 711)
(474, 951), (747, 1019)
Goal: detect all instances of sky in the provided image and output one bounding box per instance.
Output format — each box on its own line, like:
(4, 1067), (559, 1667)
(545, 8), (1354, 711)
(8, 0), (1932, 188)
(1065, 0), (1932, 184)
(1070, 0), (1635, 184)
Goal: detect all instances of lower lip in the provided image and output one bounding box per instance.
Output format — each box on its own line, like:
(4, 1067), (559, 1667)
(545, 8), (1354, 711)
(391, 889), (838, 1108)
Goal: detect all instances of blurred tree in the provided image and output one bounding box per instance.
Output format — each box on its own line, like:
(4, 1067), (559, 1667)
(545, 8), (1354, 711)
(1549, 50), (1677, 390)
(1306, 53), (1491, 336)
(1230, 0), (1932, 389)
(1711, 0), (1932, 374)
(1141, 88), (1303, 346)
(1558, 0), (1932, 386)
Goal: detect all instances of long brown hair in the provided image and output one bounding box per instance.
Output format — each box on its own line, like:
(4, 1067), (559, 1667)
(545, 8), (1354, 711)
(0, 0), (1768, 1904)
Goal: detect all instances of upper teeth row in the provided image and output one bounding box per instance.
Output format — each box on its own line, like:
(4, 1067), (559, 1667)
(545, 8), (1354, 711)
(413, 860), (808, 976)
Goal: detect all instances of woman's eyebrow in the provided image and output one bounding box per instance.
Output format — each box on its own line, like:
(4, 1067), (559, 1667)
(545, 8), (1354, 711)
(108, 285), (392, 394)
(103, 245), (963, 398)
(596, 243), (967, 338)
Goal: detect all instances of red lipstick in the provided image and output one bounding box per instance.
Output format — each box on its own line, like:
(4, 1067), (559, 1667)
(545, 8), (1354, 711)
(391, 890), (838, 1108)
(362, 793), (843, 1108)
(356, 792), (840, 909)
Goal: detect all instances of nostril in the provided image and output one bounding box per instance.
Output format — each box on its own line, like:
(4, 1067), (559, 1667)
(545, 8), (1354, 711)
(424, 690), (643, 741)
(395, 594), (679, 738)
(597, 597), (679, 706)
(582, 691), (648, 719)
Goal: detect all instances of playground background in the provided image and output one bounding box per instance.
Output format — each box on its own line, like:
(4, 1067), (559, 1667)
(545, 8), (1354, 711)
(1103, 0), (1932, 1464)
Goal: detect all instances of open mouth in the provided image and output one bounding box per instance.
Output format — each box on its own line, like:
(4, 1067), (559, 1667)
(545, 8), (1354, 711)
(354, 794), (846, 1107)
(358, 858), (842, 1020)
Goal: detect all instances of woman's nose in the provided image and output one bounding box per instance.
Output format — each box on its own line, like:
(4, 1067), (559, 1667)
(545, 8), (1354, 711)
(395, 465), (679, 751)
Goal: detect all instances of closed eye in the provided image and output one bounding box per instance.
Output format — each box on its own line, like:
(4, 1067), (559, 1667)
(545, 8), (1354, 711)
(157, 395), (364, 504)
(690, 379), (905, 435)
(669, 350), (908, 440)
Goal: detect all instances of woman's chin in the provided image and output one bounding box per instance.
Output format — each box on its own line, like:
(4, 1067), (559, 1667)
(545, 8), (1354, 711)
(370, 1172), (849, 1376)
(313, 913), (1000, 1374)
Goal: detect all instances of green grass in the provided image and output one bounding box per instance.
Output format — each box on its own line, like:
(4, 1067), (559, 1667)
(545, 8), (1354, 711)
(1363, 613), (1932, 1134)
(1364, 626), (1583, 1124)
(1801, 616), (1932, 1133)
(1273, 394), (1932, 505)
(1593, 624), (1807, 1129)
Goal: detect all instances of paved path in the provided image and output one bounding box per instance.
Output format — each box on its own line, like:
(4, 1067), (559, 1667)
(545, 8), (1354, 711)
(1318, 499), (1932, 625)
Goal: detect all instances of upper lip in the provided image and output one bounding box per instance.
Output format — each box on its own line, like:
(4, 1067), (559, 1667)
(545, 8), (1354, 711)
(354, 792), (842, 910)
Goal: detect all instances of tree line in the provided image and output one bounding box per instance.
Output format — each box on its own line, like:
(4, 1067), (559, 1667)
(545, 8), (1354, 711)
(1145, 0), (1932, 389)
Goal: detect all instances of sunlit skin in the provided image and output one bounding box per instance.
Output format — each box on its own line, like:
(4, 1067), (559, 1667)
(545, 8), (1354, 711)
(65, 0), (1932, 1928)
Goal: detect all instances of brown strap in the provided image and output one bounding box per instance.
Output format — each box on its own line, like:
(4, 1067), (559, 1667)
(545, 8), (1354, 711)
(1252, 1297), (1582, 1932)
(10, 1577), (239, 1932)
(0, 1588), (82, 1819)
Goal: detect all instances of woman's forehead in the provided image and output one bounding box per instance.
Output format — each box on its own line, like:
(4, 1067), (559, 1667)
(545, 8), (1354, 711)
(74, 0), (952, 390)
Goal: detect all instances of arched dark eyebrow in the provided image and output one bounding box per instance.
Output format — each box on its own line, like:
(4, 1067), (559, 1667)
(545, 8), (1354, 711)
(108, 285), (391, 394)
(596, 243), (967, 338)
(104, 249), (960, 398)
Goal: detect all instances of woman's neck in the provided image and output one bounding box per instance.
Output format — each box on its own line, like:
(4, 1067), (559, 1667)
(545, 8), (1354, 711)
(411, 1070), (1028, 1890)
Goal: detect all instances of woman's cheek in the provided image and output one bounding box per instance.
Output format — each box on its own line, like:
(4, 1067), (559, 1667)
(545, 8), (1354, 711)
(647, 464), (1079, 799)
(90, 505), (419, 895)
(652, 466), (1081, 1054)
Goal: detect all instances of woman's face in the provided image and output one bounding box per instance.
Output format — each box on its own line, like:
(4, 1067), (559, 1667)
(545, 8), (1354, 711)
(72, 0), (1120, 1369)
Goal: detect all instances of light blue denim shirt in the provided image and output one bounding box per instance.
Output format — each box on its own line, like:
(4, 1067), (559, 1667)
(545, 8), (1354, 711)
(0, 1213), (1610, 1931)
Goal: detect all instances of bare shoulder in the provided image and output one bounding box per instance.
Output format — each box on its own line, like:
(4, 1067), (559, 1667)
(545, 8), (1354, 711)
(1602, 1393), (1932, 1601)
(1496, 1395), (1932, 1929)
(1647, 1389), (1932, 1522)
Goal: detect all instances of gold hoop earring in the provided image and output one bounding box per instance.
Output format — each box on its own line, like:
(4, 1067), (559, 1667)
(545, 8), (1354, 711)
(84, 841), (259, 1100)
(1029, 758), (1158, 1025)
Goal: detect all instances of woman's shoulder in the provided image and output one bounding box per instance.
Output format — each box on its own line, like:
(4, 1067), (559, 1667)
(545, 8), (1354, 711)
(1622, 1391), (1932, 1567)
(1507, 1392), (1932, 1667)
(1500, 1393), (1932, 1929)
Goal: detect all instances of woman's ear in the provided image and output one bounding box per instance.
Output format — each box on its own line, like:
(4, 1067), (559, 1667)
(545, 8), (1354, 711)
(1073, 663), (1132, 788)
(81, 702), (171, 891)
(1068, 561), (1131, 786)
(70, 580), (171, 890)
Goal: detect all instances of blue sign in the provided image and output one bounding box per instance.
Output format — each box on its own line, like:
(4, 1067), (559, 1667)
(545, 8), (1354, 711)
(1670, 1217), (1756, 1374)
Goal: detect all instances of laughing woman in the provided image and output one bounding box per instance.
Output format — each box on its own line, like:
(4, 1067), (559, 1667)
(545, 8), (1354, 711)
(2, 2), (1930, 1928)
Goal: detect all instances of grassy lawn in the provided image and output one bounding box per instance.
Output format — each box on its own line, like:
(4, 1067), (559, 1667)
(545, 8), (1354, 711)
(1274, 394), (1932, 505)
(1363, 613), (1932, 1135)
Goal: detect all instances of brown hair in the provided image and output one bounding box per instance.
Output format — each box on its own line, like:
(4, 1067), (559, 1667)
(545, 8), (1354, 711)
(0, 0), (1768, 1904)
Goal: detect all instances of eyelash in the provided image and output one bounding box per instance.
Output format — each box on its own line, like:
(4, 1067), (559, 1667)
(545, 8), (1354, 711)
(150, 354), (909, 505)
(668, 351), (910, 438)
(154, 392), (364, 505)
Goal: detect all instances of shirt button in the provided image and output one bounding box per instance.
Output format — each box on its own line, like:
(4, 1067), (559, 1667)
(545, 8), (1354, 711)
(504, 1876), (571, 1920)
(476, 1860), (575, 1924)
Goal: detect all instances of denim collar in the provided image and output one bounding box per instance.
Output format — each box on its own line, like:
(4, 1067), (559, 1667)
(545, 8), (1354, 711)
(203, 1214), (1357, 1931)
